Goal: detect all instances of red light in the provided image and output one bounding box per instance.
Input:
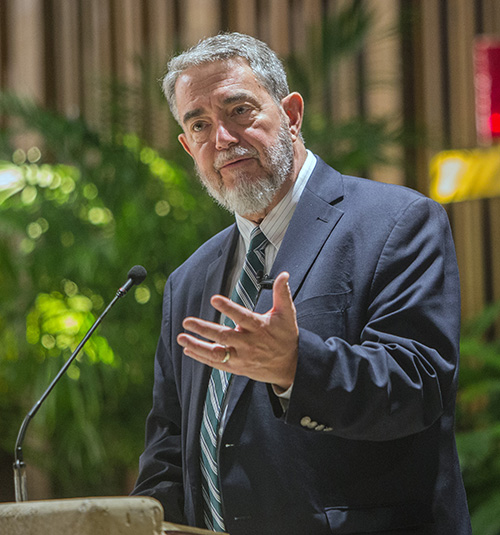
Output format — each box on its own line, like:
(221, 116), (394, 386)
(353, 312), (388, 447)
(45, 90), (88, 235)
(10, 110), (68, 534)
(475, 37), (500, 143)
(489, 113), (500, 134)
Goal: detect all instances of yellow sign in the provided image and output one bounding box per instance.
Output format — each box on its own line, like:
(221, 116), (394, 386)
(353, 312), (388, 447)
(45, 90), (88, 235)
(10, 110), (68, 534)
(429, 146), (500, 203)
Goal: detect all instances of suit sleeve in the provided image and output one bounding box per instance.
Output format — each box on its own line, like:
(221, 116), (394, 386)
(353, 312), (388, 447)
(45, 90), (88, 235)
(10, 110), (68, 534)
(284, 196), (461, 441)
(130, 278), (185, 523)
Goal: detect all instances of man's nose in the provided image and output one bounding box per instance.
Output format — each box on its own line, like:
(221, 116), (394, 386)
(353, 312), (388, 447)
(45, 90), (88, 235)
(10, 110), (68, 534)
(214, 121), (239, 150)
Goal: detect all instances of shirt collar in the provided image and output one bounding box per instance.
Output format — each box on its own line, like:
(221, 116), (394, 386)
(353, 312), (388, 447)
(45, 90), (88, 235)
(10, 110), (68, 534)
(235, 150), (317, 250)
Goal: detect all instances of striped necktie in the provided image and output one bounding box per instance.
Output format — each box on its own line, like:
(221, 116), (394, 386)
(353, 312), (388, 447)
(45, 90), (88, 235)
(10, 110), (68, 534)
(200, 226), (269, 532)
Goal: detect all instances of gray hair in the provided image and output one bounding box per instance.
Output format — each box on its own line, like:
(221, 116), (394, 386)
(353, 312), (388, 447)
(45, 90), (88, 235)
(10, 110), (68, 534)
(162, 32), (290, 124)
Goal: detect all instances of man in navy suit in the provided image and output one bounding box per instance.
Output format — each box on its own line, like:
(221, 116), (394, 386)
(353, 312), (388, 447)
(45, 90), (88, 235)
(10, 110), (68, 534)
(132, 33), (471, 534)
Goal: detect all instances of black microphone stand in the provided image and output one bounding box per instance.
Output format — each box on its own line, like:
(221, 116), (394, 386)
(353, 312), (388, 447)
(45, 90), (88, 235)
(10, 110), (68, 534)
(13, 266), (146, 502)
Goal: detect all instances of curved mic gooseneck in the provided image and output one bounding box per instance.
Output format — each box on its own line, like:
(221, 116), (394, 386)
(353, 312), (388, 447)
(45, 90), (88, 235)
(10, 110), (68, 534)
(13, 265), (147, 502)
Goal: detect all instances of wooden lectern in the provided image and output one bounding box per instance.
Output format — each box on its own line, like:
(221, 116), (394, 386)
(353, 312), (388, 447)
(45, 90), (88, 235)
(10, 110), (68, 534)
(0, 496), (224, 535)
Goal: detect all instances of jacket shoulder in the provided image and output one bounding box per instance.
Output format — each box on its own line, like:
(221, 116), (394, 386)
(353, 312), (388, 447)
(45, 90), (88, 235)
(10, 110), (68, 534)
(169, 224), (236, 282)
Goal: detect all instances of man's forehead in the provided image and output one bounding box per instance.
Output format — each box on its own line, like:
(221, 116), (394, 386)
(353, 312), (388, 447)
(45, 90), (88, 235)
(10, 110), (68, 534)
(181, 91), (257, 123)
(177, 58), (255, 91)
(181, 56), (249, 77)
(175, 60), (268, 123)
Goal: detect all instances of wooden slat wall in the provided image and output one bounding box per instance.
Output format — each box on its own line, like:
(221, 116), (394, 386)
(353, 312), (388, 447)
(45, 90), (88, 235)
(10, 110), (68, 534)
(479, 1), (500, 327)
(449, 1), (486, 319)
(365, 0), (404, 186)
(412, 0), (500, 320)
(2, 0), (45, 102)
(1, 0), (499, 321)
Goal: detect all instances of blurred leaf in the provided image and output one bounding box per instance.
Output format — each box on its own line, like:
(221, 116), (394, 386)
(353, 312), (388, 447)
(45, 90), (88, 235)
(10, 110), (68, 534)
(469, 490), (500, 535)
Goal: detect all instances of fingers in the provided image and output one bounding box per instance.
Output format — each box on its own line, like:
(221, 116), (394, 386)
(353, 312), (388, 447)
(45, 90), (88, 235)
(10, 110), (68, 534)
(182, 316), (230, 343)
(177, 271), (298, 383)
(210, 271), (295, 329)
(178, 312), (245, 367)
(177, 331), (228, 365)
(210, 295), (259, 331)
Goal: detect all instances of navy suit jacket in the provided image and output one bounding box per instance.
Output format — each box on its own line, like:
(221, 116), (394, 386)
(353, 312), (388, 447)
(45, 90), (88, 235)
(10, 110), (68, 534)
(132, 157), (471, 534)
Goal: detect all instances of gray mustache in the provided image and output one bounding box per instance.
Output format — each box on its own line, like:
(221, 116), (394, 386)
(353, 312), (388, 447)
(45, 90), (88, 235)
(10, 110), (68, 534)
(214, 146), (259, 170)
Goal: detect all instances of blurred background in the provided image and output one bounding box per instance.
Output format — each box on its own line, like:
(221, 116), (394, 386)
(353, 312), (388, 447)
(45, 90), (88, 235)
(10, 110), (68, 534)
(1, 1), (500, 533)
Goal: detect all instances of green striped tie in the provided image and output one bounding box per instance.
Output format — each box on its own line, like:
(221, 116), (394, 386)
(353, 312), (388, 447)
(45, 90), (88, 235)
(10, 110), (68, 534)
(200, 226), (269, 532)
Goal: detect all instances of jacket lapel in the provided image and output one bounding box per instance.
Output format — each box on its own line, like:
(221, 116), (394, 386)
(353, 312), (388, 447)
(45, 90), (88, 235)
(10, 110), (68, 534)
(188, 223), (239, 392)
(224, 158), (345, 424)
(256, 157), (345, 313)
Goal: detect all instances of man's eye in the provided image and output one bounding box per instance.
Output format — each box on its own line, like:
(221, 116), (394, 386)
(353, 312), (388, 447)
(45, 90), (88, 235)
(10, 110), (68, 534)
(192, 122), (205, 132)
(234, 105), (250, 115)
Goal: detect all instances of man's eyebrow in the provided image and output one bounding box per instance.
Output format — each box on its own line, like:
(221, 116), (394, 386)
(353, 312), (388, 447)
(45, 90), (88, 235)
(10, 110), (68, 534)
(182, 93), (257, 124)
(223, 92), (255, 105)
(182, 108), (203, 125)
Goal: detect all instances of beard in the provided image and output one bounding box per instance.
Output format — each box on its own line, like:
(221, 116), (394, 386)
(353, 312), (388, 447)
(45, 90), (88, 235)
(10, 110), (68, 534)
(194, 120), (294, 217)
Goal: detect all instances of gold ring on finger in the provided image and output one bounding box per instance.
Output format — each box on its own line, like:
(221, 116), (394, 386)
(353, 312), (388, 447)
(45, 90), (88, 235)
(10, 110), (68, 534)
(222, 346), (231, 363)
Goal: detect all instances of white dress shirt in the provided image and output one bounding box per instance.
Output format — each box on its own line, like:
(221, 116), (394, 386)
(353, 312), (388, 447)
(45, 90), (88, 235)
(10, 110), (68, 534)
(229, 150), (317, 291)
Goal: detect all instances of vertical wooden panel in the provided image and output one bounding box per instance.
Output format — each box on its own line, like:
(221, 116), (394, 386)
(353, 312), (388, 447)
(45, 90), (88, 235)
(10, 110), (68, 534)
(146, 0), (176, 63)
(112, 0), (146, 133)
(453, 200), (487, 318)
(489, 197), (500, 330)
(230, 0), (258, 35)
(0, 0), (6, 92)
(414, 0), (445, 192)
(299, 0), (323, 30)
(481, 0), (500, 34)
(145, 0), (178, 147)
(81, 0), (112, 130)
(364, 0), (403, 185)
(446, 1), (486, 318)
(264, 0), (290, 55)
(51, 0), (81, 116)
(333, 0), (361, 124)
(5, 0), (45, 153)
(113, 0), (143, 83)
(447, 0), (477, 147)
(290, 0), (322, 54)
(290, 0), (323, 118)
(6, 0), (45, 101)
(181, 0), (220, 48)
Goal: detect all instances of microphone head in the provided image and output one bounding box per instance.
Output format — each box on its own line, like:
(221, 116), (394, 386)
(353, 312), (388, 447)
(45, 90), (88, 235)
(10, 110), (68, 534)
(127, 265), (147, 286)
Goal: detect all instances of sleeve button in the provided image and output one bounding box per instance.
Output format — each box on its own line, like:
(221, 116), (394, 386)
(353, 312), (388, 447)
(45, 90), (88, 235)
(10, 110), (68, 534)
(300, 416), (312, 427)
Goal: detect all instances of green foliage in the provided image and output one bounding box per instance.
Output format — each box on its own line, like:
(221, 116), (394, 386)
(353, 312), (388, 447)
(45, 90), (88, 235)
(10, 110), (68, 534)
(456, 303), (500, 533)
(0, 92), (232, 497)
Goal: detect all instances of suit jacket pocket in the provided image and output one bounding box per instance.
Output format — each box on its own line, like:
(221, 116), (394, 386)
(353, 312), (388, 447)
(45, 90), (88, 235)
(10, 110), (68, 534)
(295, 291), (352, 340)
(325, 502), (433, 533)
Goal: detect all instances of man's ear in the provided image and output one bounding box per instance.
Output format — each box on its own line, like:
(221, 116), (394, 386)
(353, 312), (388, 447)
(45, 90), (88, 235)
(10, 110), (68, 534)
(281, 92), (304, 142)
(178, 133), (193, 158)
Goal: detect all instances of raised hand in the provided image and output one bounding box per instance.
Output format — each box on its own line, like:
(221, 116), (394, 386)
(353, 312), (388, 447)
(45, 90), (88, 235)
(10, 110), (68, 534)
(177, 271), (298, 391)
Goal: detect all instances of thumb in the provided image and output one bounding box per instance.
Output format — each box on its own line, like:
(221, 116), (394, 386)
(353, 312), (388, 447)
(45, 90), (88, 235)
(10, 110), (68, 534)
(272, 271), (295, 315)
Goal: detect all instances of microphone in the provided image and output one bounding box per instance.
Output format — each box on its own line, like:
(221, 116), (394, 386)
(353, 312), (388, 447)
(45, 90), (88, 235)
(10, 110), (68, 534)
(117, 265), (147, 296)
(254, 271), (275, 307)
(13, 265), (147, 502)
(256, 270), (275, 290)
